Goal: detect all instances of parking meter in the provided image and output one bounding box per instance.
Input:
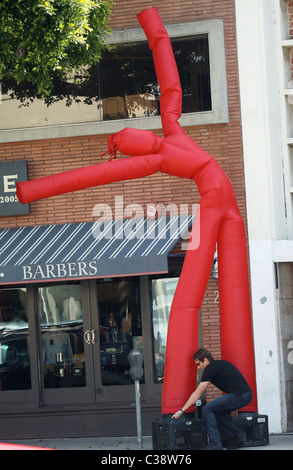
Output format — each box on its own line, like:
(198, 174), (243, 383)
(128, 349), (144, 449)
(128, 349), (144, 380)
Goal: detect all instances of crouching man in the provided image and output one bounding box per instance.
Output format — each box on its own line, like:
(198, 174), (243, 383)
(172, 348), (253, 450)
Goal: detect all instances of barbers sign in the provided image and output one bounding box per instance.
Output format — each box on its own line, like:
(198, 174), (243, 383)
(0, 161), (29, 216)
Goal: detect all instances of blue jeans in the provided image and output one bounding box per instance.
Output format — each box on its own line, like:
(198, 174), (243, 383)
(203, 391), (253, 445)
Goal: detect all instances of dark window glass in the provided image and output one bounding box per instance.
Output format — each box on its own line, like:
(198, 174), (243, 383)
(150, 277), (179, 383)
(0, 288), (31, 390)
(97, 278), (143, 385)
(99, 35), (211, 120)
(52, 35), (211, 120)
(1, 34), (212, 130)
(38, 283), (86, 389)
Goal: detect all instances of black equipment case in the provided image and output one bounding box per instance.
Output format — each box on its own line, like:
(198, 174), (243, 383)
(219, 414), (269, 448)
(152, 414), (269, 450)
(152, 417), (207, 450)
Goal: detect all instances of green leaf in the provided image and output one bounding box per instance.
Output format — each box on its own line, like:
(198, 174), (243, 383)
(0, 0), (113, 104)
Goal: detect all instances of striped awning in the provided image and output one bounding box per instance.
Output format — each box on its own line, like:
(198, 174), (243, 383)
(0, 216), (193, 284)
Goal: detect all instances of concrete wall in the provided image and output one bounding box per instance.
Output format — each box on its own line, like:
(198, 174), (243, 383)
(235, 0), (291, 432)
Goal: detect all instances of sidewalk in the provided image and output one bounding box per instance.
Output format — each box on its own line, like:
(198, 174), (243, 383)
(2, 433), (293, 450)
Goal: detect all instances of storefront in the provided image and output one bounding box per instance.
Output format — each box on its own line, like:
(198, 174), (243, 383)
(0, 217), (197, 438)
(0, 0), (243, 438)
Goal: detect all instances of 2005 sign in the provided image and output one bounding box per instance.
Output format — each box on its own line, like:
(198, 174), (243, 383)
(0, 195), (19, 203)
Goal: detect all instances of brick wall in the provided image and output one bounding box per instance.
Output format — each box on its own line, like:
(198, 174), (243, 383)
(0, 123), (245, 228)
(0, 0), (245, 402)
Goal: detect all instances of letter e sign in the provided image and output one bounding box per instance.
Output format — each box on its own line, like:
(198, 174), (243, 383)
(0, 161), (29, 216)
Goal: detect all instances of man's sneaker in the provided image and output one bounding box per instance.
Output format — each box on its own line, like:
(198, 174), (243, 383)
(225, 435), (248, 449)
(203, 443), (223, 450)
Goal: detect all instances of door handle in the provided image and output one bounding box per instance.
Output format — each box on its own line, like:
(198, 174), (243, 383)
(84, 330), (91, 344)
(84, 330), (96, 344)
(91, 330), (96, 344)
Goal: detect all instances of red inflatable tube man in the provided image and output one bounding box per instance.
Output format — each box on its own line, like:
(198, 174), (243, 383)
(17, 7), (257, 414)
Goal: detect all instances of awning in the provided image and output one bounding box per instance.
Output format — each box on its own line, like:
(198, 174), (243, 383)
(0, 216), (193, 284)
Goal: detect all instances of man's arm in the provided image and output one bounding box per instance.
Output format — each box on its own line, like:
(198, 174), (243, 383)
(171, 381), (209, 419)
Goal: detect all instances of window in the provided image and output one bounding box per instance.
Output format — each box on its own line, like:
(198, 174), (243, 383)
(99, 35), (211, 121)
(150, 277), (179, 383)
(97, 277), (143, 385)
(0, 20), (228, 141)
(38, 283), (85, 389)
(0, 287), (31, 390)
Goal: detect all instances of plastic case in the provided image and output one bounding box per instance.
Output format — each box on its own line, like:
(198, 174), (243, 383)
(152, 417), (208, 450)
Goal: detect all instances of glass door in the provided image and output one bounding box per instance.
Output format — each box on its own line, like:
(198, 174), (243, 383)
(37, 278), (145, 406)
(150, 277), (179, 384)
(0, 287), (31, 391)
(0, 278), (150, 409)
(91, 277), (144, 403)
(38, 281), (96, 405)
(0, 285), (40, 408)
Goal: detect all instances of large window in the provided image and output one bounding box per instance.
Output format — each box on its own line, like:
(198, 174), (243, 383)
(99, 35), (211, 121)
(0, 20), (228, 140)
(150, 277), (179, 383)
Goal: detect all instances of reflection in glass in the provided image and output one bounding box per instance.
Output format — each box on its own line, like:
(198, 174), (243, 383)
(0, 288), (31, 390)
(97, 278), (143, 385)
(99, 35), (211, 121)
(39, 283), (85, 388)
(151, 278), (179, 383)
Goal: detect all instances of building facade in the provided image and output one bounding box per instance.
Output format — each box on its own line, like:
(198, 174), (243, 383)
(0, 0), (262, 438)
(235, 0), (293, 434)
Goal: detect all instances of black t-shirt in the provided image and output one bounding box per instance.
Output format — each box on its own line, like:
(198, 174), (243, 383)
(201, 360), (251, 395)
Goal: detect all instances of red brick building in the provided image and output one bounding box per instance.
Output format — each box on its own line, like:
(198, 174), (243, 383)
(0, 0), (247, 438)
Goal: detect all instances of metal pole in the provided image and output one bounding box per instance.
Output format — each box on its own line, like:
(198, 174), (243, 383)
(135, 379), (143, 449)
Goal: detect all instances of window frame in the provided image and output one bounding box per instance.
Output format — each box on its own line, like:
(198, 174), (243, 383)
(0, 19), (228, 143)
(104, 19), (229, 133)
